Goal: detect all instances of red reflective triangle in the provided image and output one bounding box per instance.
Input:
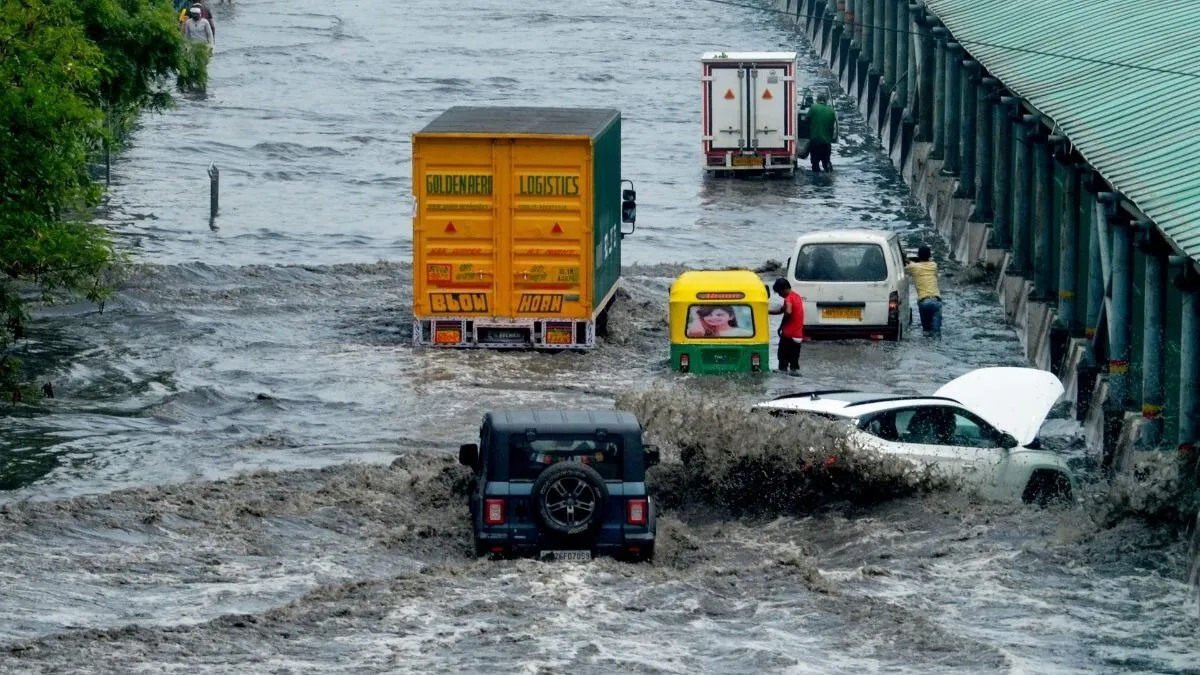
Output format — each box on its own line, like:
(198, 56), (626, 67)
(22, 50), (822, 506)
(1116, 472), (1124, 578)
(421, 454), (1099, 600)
(551, 223), (563, 234)
(444, 222), (456, 233)
(724, 88), (736, 100)
(762, 88), (773, 100)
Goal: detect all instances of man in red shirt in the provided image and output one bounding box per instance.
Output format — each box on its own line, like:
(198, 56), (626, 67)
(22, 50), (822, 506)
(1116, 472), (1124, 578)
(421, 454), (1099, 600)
(768, 278), (804, 374)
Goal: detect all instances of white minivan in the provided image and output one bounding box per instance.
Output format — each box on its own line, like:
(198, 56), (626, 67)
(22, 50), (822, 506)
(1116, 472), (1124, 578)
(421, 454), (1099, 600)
(784, 229), (911, 341)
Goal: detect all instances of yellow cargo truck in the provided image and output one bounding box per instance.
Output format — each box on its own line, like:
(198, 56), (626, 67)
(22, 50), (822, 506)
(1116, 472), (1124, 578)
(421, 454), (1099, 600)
(411, 106), (636, 349)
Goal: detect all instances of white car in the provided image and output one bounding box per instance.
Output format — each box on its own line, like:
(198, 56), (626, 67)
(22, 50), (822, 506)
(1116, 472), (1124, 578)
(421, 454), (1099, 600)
(751, 367), (1078, 505)
(785, 229), (912, 341)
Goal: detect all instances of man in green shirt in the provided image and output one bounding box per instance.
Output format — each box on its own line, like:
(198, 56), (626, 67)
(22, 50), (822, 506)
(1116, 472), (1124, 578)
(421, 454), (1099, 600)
(806, 93), (838, 172)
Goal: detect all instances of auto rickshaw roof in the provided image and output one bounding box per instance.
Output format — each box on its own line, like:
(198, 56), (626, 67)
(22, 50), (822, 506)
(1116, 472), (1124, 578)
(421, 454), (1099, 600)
(669, 269), (769, 302)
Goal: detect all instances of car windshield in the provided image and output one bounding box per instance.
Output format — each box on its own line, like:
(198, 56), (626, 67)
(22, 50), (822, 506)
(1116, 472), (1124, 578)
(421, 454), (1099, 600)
(685, 304), (756, 338)
(509, 436), (623, 481)
(794, 243), (888, 282)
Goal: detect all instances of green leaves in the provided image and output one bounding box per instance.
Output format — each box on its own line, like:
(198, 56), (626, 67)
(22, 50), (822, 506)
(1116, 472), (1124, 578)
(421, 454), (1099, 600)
(1, 0), (204, 399)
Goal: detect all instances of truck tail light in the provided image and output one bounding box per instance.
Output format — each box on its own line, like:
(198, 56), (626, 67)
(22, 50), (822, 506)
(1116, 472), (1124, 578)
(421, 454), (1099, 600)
(679, 354), (690, 373)
(627, 499), (648, 525)
(484, 499), (505, 525)
(751, 353), (761, 371)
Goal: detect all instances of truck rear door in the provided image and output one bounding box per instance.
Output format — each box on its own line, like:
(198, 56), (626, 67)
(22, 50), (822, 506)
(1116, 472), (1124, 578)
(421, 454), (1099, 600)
(413, 138), (501, 320)
(706, 65), (747, 150)
(750, 64), (791, 150)
(508, 139), (593, 324)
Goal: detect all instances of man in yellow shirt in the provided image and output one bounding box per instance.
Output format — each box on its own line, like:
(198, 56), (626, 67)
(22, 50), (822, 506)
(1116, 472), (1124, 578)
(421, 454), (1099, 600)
(905, 245), (942, 337)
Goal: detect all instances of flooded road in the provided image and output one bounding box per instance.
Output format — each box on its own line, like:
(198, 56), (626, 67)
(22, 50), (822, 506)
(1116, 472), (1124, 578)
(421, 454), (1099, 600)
(1, 0), (1196, 672)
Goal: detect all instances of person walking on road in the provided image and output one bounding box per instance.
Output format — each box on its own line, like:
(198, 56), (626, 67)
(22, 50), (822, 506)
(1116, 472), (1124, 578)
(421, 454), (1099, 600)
(182, 6), (214, 55)
(768, 278), (805, 374)
(906, 245), (942, 337)
(806, 93), (838, 172)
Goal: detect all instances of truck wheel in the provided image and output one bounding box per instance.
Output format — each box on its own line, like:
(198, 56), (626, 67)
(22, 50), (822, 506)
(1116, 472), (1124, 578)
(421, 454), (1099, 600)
(596, 306), (610, 338)
(532, 462), (609, 537)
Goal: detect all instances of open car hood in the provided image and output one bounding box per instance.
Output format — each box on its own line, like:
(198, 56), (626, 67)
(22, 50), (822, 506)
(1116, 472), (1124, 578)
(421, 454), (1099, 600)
(933, 367), (1063, 447)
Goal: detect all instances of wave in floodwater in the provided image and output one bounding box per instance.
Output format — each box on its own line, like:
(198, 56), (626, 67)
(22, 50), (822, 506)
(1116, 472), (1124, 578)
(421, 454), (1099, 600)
(1, 393), (1197, 674)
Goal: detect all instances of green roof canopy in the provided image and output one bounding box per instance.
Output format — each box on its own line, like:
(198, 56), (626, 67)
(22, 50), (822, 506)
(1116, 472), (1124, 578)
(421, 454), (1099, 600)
(925, 0), (1200, 261)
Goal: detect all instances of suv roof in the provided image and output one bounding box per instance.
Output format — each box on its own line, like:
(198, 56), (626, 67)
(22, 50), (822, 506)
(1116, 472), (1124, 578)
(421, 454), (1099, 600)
(755, 390), (967, 418)
(793, 229), (898, 245)
(484, 410), (642, 435)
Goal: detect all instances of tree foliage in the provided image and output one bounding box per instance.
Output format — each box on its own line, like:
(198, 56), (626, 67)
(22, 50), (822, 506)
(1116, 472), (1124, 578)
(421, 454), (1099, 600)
(0, 0), (203, 402)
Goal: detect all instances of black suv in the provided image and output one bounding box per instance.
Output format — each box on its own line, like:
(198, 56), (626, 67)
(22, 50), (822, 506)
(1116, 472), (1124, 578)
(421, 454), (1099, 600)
(458, 410), (659, 562)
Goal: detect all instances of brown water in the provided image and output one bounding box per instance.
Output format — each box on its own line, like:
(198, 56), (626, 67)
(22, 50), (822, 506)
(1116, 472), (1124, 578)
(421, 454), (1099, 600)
(0, 0), (1195, 672)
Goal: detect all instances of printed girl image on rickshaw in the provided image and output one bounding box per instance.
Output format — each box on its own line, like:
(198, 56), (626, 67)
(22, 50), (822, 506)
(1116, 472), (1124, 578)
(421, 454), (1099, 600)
(685, 305), (756, 338)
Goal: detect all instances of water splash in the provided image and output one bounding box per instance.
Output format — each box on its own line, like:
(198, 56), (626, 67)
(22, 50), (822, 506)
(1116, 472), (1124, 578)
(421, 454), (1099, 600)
(616, 387), (956, 516)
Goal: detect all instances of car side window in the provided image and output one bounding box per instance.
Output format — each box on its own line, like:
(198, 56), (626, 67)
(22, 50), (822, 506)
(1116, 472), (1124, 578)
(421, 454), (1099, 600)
(893, 406), (1003, 448)
(950, 410), (1004, 449)
(861, 412), (900, 441)
(895, 407), (956, 445)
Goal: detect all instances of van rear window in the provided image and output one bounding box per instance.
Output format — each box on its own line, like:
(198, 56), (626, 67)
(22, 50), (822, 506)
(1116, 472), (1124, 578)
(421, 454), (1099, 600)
(686, 304), (756, 338)
(795, 243), (888, 282)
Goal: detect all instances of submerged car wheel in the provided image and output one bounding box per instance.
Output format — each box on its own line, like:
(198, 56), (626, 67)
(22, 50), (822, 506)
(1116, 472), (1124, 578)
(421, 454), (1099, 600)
(1022, 470), (1072, 507)
(532, 462), (609, 536)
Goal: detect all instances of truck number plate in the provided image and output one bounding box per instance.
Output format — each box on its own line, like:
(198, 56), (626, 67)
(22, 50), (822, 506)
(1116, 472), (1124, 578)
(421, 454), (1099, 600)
(539, 550), (591, 563)
(732, 156), (762, 167)
(480, 328), (529, 343)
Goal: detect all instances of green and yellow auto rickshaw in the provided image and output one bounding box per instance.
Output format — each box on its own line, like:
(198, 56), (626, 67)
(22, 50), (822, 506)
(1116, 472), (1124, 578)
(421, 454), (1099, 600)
(669, 269), (770, 374)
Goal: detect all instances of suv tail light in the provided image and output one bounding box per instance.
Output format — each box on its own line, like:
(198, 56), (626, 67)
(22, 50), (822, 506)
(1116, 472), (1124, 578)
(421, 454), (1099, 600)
(679, 354), (690, 373)
(627, 499), (648, 525)
(484, 498), (506, 525)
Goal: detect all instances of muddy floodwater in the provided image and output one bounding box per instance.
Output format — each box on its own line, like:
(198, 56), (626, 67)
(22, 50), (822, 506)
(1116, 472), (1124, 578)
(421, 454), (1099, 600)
(1, 0), (1197, 672)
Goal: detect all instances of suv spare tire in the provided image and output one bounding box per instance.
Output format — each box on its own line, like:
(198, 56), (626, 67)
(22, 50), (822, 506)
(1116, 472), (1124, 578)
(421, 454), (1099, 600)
(532, 462), (609, 537)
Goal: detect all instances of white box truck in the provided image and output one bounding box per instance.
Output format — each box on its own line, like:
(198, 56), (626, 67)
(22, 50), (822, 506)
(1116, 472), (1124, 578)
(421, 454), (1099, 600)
(701, 51), (799, 177)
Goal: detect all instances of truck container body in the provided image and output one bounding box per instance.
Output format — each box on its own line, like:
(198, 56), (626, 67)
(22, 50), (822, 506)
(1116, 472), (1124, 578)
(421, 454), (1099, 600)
(412, 106), (624, 349)
(701, 51), (798, 176)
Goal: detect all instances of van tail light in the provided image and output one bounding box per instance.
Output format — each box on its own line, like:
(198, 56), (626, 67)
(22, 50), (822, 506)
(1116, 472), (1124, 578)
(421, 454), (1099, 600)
(627, 499), (648, 525)
(679, 354), (690, 373)
(751, 353), (761, 371)
(484, 499), (506, 525)
(888, 290), (899, 311)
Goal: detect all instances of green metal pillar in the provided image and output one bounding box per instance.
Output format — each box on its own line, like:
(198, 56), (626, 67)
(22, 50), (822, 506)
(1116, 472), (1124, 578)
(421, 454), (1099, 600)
(915, 11), (935, 142)
(897, 1), (911, 111)
(859, 0), (874, 96)
(1033, 133), (1055, 299)
(1180, 265), (1200, 448)
(882, 0), (895, 88)
(993, 97), (1016, 248)
(1056, 162), (1081, 330)
(1085, 192), (1107, 366)
(1105, 200), (1134, 468)
(1139, 230), (1167, 447)
(930, 27), (947, 158)
(847, 0), (862, 96)
(955, 59), (979, 197)
(971, 77), (996, 221)
(942, 41), (961, 175)
(1011, 114), (1035, 274)
(873, 0), (885, 74)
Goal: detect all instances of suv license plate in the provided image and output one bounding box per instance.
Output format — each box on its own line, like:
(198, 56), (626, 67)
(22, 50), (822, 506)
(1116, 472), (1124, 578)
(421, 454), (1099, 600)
(540, 550), (591, 563)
